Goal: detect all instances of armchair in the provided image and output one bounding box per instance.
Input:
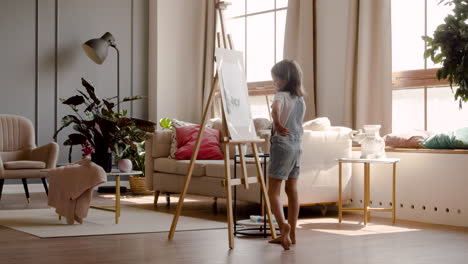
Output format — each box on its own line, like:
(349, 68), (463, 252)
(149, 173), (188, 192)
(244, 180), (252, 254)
(0, 114), (59, 202)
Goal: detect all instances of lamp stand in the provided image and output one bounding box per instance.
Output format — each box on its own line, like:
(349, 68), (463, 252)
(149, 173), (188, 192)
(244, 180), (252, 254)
(111, 44), (120, 113)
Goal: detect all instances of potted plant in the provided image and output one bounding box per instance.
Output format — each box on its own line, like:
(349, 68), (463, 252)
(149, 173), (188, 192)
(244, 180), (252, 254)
(422, 0), (468, 107)
(54, 78), (156, 172)
(118, 142), (152, 194)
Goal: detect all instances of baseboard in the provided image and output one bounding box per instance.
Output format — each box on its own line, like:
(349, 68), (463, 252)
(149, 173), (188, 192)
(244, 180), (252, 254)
(2, 181), (130, 194)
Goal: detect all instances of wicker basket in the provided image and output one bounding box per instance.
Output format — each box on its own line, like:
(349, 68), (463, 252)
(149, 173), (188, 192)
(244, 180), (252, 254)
(129, 175), (152, 195)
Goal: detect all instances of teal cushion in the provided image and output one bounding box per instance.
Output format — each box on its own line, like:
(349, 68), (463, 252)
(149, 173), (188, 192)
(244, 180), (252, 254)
(454, 127), (468, 149)
(419, 131), (457, 149)
(420, 128), (468, 149)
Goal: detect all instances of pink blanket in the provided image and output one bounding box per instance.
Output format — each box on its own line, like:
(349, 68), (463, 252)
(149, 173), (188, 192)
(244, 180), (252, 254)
(47, 158), (107, 224)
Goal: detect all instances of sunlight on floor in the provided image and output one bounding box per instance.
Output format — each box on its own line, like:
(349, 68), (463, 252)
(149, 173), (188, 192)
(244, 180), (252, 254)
(297, 217), (420, 236)
(99, 194), (201, 204)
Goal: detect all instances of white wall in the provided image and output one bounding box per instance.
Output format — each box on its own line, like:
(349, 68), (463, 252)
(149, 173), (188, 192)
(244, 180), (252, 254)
(0, 0), (149, 164)
(349, 151), (468, 227)
(149, 0), (206, 125)
(315, 0), (354, 127)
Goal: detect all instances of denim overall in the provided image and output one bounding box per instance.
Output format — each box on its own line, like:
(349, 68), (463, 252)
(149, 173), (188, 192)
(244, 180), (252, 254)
(268, 96), (305, 180)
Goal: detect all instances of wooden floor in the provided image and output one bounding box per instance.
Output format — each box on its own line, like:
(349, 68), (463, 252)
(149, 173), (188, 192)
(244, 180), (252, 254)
(1, 191), (468, 264)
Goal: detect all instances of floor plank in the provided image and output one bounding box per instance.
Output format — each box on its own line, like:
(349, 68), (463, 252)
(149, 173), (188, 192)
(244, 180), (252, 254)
(0, 191), (467, 264)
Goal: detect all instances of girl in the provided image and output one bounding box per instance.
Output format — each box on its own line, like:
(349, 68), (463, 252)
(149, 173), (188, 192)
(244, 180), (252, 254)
(268, 59), (306, 250)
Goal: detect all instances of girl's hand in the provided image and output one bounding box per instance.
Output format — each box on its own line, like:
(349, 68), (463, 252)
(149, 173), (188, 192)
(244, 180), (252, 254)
(276, 125), (290, 136)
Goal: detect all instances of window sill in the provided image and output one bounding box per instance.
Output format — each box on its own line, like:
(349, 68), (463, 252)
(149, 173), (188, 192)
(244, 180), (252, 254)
(352, 146), (468, 154)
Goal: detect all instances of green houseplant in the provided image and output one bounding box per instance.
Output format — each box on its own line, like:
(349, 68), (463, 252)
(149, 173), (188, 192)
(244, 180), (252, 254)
(54, 78), (156, 172)
(422, 0), (468, 107)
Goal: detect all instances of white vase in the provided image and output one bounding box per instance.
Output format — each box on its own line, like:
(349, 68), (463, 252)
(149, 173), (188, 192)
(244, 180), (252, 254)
(349, 125), (386, 159)
(118, 159), (133, 172)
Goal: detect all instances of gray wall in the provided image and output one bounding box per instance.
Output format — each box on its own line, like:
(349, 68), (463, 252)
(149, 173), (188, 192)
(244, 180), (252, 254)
(0, 0), (149, 165)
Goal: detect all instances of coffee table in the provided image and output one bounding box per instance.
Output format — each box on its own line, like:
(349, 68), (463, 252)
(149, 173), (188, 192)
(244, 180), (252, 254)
(91, 170), (142, 224)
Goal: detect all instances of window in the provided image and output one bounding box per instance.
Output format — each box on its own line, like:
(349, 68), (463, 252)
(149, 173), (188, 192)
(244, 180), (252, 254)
(219, 0), (288, 119)
(391, 0), (467, 132)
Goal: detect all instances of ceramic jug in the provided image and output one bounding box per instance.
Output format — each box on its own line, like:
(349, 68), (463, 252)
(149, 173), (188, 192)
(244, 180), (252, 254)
(349, 125), (386, 159)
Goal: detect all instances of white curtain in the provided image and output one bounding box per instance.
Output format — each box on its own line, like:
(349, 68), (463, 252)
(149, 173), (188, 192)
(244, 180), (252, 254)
(283, 0), (317, 121)
(148, 0), (216, 124)
(343, 0), (392, 134)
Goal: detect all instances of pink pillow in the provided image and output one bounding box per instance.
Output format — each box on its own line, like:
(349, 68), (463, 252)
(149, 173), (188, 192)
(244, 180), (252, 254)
(175, 125), (224, 160)
(383, 130), (430, 148)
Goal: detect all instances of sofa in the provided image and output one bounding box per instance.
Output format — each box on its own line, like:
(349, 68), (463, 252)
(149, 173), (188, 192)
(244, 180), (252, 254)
(145, 122), (353, 208)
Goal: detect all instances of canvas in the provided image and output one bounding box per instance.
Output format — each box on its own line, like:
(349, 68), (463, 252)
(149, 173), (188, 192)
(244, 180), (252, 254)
(215, 48), (257, 141)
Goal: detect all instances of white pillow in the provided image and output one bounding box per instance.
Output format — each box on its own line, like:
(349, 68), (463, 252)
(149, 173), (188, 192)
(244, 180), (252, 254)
(303, 117), (331, 131)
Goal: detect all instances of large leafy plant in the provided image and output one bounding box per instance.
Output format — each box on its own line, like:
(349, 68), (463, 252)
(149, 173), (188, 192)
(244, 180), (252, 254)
(54, 78), (156, 162)
(422, 0), (468, 107)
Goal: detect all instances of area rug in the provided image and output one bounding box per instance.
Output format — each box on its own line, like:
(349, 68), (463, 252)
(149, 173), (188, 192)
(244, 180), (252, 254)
(0, 206), (226, 238)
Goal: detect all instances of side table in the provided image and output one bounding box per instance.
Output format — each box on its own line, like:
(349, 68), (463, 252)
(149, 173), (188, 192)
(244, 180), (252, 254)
(233, 153), (274, 237)
(91, 170), (142, 224)
(337, 158), (400, 225)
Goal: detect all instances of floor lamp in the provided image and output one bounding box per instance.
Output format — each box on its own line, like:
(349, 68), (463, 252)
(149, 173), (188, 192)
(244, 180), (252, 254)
(82, 32), (120, 112)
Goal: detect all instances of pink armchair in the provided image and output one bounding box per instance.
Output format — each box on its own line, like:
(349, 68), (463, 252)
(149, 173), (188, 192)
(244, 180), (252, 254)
(0, 114), (59, 202)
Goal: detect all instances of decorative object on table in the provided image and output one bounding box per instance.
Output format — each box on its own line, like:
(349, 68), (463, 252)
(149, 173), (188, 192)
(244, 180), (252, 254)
(53, 78), (156, 172)
(119, 142), (152, 194)
(422, 0), (468, 108)
(117, 159), (133, 172)
(82, 32), (122, 112)
(349, 125), (386, 159)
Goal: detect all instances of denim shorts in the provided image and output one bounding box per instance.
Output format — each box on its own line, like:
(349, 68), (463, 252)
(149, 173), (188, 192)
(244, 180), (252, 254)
(268, 135), (302, 181)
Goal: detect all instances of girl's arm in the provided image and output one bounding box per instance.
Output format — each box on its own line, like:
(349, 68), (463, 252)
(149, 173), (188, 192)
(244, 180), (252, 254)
(271, 100), (290, 136)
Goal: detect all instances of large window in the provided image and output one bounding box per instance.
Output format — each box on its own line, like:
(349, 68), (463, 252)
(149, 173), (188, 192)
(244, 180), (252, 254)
(392, 0), (468, 132)
(220, 0), (288, 119)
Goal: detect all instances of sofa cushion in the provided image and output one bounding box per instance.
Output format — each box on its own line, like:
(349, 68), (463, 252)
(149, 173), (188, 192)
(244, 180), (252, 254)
(303, 117), (331, 131)
(154, 158), (207, 177)
(152, 130), (172, 158)
(205, 159), (266, 179)
(3, 160), (46, 170)
(169, 119), (197, 158)
(175, 125), (223, 160)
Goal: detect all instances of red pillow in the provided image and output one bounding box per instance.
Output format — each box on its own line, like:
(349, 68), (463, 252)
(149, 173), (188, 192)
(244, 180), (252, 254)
(175, 125), (224, 160)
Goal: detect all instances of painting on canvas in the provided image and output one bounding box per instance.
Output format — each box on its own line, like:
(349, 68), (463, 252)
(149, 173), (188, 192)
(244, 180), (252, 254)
(215, 48), (257, 141)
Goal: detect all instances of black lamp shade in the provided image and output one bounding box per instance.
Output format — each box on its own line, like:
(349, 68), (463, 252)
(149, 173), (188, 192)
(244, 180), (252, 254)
(82, 32), (116, 65)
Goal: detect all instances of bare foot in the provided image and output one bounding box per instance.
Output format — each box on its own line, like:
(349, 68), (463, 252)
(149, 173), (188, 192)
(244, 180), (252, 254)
(290, 231), (296, 245)
(280, 223), (292, 250)
(268, 236), (282, 244)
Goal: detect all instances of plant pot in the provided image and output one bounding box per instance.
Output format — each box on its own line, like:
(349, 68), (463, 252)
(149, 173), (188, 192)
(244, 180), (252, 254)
(129, 175), (151, 195)
(91, 149), (113, 173)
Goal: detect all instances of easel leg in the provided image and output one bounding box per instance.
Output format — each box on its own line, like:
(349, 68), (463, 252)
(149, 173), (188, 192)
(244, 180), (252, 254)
(168, 75), (220, 239)
(224, 143), (235, 249)
(251, 143), (277, 239)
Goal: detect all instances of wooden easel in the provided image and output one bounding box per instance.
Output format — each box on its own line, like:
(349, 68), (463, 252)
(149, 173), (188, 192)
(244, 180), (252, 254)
(168, 1), (277, 249)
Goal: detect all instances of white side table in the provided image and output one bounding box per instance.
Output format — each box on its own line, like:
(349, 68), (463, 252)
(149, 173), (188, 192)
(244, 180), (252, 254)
(337, 158), (400, 225)
(91, 170), (142, 224)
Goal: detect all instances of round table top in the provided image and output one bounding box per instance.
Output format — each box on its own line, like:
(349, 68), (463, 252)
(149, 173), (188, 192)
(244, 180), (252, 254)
(106, 169), (143, 176)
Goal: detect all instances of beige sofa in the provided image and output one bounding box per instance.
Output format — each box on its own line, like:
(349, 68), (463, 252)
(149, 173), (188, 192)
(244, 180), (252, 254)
(145, 124), (353, 208)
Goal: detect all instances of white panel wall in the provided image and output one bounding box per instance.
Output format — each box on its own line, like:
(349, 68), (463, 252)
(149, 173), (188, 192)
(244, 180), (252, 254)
(0, 0), (149, 164)
(349, 151), (468, 227)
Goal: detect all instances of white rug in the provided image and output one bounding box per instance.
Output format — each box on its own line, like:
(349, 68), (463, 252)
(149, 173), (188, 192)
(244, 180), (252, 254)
(0, 206), (226, 238)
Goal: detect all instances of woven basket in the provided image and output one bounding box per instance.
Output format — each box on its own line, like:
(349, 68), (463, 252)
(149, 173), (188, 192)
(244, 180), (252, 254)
(129, 175), (152, 195)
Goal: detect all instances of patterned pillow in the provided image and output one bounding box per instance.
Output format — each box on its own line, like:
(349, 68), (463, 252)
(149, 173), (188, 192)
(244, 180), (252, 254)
(169, 119), (197, 158)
